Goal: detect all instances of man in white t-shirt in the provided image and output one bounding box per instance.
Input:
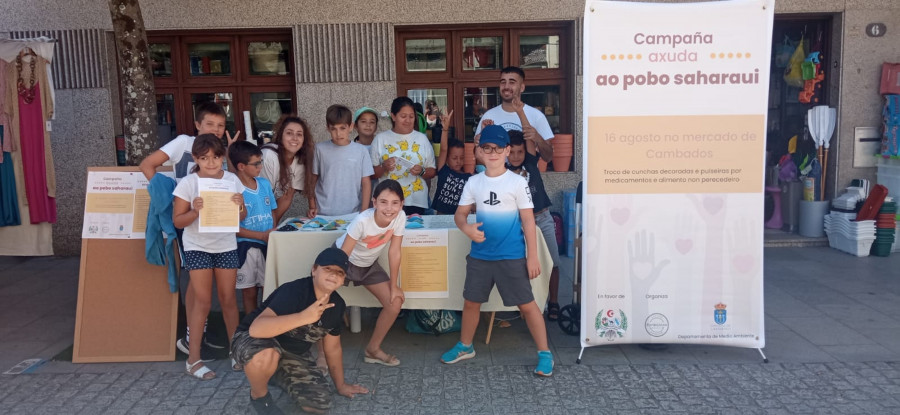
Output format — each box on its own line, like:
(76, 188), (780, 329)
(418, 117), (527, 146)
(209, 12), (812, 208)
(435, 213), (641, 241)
(473, 66), (555, 159)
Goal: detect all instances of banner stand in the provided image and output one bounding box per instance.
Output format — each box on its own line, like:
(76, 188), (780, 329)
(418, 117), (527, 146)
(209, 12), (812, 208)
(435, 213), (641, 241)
(757, 348), (769, 363)
(575, 347), (766, 364)
(579, 0), (774, 358)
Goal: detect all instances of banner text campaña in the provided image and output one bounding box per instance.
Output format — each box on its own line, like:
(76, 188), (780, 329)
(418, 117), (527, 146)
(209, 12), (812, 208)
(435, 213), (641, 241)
(594, 31), (760, 91)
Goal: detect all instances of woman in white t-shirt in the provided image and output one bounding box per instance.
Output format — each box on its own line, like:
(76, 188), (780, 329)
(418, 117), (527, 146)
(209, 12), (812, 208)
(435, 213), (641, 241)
(260, 115), (316, 221)
(336, 180), (407, 366)
(370, 97), (436, 216)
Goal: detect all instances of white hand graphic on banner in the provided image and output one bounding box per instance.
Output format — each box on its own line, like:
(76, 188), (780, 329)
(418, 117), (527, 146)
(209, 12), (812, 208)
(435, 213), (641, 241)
(628, 230), (670, 324)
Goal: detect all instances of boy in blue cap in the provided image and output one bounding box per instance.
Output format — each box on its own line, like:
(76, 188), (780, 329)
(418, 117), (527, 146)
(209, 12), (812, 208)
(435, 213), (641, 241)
(440, 125), (553, 376)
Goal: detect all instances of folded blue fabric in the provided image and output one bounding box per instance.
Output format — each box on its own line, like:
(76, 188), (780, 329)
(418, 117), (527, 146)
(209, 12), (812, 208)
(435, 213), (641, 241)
(145, 173), (178, 293)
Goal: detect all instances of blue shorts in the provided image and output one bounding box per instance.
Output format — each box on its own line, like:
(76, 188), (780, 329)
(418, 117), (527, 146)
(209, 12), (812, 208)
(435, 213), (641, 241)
(183, 250), (239, 270)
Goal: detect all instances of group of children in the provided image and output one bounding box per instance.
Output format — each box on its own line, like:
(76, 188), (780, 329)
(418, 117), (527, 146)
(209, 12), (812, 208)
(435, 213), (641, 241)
(140, 94), (559, 412)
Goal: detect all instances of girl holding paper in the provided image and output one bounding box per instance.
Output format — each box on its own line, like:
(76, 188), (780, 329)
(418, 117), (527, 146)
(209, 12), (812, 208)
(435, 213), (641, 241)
(173, 134), (246, 381)
(370, 97), (436, 216)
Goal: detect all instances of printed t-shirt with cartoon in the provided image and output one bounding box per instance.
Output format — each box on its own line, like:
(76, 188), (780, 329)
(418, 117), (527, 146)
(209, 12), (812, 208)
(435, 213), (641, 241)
(172, 171), (245, 253)
(160, 135), (228, 181)
(369, 130), (435, 209)
(236, 277), (345, 356)
(238, 176), (276, 245)
(313, 141), (374, 216)
(432, 165), (471, 214)
(335, 208), (407, 267)
(260, 146), (306, 198)
(473, 104), (555, 141)
(459, 170), (533, 260)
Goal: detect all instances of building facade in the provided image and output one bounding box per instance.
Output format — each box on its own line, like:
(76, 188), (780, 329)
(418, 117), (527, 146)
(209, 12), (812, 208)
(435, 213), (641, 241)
(1, 0), (898, 255)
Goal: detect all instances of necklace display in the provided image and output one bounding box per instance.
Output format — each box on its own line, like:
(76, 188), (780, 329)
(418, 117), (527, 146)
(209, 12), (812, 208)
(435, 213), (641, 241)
(16, 50), (37, 104)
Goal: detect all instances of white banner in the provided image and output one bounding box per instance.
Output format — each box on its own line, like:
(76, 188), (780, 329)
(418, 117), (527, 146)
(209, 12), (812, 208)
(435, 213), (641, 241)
(582, 0), (774, 348)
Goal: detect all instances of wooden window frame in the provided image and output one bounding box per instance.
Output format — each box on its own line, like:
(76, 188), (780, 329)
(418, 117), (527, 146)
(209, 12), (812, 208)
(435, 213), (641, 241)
(396, 22), (574, 147)
(395, 31), (453, 81)
(148, 35), (180, 87)
(180, 35), (239, 85)
(240, 33), (295, 85)
(146, 29), (294, 141)
(511, 27), (568, 80)
(453, 29), (509, 79)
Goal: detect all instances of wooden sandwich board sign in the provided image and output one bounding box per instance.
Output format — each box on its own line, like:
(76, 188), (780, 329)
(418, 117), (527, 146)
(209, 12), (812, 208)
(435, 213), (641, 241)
(73, 166), (179, 363)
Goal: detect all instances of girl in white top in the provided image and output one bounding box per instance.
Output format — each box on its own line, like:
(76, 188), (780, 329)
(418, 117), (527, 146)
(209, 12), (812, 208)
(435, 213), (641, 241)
(260, 115), (316, 222)
(370, 97), (436, 216)
(335, 179), (407, 366)
(172, 134), (246, 381)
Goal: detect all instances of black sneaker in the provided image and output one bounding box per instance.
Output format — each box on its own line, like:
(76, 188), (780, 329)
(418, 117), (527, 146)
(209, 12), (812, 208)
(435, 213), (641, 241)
(250, 392), (284, 415)
(176, 337), (190, 354)
(175, 337), (216, 362)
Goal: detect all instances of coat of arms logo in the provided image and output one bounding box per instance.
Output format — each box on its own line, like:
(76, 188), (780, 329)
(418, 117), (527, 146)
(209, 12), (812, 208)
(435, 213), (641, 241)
(596, 309), (628, 340)
(714, 302), (727, 325)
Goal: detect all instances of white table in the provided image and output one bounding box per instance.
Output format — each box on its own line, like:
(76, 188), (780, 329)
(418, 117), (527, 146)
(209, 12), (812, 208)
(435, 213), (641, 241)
(264, 216), (551, 334)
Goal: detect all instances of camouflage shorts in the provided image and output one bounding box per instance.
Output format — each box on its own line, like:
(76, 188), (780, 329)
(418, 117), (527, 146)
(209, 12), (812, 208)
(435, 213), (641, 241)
(231, 330), (333, 410)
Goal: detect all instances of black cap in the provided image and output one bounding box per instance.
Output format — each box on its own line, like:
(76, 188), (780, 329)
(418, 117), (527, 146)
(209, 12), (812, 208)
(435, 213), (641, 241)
(314, 247), (350, 273)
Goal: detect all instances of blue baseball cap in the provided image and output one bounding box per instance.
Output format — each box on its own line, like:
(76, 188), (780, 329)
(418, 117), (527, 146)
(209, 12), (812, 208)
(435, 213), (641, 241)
(353, 106), (378, 124)
(480, 125), (509, 147)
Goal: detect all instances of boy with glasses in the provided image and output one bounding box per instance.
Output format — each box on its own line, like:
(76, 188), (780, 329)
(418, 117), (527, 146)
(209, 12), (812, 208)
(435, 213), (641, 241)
(230, 141), (278, 317)
(440, 125), (554, 376)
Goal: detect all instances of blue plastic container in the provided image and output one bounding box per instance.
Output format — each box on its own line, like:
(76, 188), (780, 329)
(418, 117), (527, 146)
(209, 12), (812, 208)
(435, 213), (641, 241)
(563, 189), (577, 257)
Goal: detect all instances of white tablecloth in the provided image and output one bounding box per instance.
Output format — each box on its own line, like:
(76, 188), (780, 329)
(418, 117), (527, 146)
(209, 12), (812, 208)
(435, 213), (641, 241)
(264, 216), (551, 312)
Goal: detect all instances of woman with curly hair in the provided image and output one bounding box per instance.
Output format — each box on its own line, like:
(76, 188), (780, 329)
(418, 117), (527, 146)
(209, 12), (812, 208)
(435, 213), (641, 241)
(260, 115), (317, 221)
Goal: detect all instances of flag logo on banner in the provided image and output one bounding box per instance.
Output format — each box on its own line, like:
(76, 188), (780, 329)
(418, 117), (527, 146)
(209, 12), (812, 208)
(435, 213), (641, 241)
(596, 309), (628, 340)
(714, 303), (728, 325)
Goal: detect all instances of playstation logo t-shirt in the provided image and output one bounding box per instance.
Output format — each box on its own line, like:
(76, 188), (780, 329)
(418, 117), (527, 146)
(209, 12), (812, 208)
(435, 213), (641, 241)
(458, 170), (533, 260)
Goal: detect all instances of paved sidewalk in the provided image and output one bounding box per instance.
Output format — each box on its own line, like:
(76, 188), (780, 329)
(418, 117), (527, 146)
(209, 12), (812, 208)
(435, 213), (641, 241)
(1, 247), (899, 414)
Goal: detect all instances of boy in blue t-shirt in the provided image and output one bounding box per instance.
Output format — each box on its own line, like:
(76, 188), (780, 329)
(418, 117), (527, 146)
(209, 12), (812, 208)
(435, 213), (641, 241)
(431, 109), (471, 214)
(229, 141), (277, 313)
(440, 125), (554, 376)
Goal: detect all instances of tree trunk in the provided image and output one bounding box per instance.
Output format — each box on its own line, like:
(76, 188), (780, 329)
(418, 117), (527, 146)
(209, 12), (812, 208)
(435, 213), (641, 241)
(108, 0), (157, 165)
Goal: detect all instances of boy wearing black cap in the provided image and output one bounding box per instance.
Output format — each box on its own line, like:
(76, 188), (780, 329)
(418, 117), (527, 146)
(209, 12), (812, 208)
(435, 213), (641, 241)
(441, 125), (554, 376)
(231, 247), (368, 414)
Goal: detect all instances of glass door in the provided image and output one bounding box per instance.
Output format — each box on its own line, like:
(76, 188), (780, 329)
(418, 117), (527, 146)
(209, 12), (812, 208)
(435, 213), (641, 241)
(461, 85), (500, 142)
(155, 91), (178, 146)
(407, 86), (451, 143)
(244, 88), (295, 145)
(184, 89), (239, 135)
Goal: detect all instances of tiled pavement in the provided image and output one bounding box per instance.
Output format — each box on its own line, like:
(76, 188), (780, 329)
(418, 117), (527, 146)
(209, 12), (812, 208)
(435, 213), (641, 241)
(1, 247), (899, 414)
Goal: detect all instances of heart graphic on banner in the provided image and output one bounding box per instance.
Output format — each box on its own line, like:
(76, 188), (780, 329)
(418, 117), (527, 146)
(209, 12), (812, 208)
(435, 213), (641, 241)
(703, 197), (724, 215)
(675, 239), (693, 254)
(732, 255), (755, 273)
(611, 208), (630, 225)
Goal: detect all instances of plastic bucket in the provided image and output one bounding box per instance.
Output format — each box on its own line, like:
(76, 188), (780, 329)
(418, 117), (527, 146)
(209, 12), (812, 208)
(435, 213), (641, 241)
(781, 180), (803, 232)
(799, 200), (830, 237)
